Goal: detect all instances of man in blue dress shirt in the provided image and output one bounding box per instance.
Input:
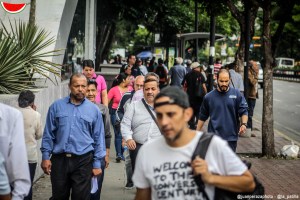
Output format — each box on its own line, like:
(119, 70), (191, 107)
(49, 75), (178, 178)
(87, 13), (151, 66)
(41, 73), (106, 200)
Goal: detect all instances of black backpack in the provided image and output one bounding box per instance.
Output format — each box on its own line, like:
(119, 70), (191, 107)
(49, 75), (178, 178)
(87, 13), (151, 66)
(192, 133), (265, 200)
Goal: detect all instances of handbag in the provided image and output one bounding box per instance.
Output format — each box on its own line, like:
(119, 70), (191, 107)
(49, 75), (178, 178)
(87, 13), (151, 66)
(192, 133), (265, 200)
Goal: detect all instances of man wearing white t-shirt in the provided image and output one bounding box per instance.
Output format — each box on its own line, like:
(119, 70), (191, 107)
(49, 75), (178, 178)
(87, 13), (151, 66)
(132, 86), (255, 200)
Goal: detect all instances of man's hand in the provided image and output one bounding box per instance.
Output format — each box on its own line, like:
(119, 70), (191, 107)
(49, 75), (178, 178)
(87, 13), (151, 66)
(127, 139), (136, 150)
(105, 154), (110, 168)
(92, 168), (102, 176)
(239, 124), (247, 135)
(191, 156), (212, 184)
(41, 160), (51, 175)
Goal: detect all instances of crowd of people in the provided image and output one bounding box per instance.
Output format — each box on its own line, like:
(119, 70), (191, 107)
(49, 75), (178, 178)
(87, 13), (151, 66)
(0, 55), (260, 200)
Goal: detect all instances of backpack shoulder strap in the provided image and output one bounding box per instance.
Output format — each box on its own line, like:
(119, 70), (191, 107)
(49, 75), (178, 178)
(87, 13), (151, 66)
(192, 132), (214, 200)
(192, 132), (214, 160)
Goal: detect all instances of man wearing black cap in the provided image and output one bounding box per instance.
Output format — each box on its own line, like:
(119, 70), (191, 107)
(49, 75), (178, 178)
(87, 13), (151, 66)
(132, 86), (255, 200)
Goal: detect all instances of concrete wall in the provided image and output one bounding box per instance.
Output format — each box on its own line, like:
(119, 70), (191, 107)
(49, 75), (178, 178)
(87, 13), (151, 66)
(0, 82), (70, 181)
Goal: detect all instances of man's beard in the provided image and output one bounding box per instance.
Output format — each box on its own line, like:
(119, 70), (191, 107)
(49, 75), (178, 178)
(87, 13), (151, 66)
(218, 83), (229, 93)
(164, 126), (184, 143)
(72, 93), (85, 101)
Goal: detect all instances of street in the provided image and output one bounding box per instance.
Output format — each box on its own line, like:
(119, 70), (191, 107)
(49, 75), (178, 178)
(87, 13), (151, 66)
(254, 80), (300, 144)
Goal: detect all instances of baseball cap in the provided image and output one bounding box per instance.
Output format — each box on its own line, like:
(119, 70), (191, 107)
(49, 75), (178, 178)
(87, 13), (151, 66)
(154, 86), (190, 109)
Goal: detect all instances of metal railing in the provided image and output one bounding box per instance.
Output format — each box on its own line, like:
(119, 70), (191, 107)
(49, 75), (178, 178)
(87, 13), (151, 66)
(273, 69), (300, 82)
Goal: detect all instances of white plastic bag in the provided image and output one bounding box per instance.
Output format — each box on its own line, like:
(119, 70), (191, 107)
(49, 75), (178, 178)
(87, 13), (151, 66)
(91, 176), (98, 194)
(280, 141), (299, 158)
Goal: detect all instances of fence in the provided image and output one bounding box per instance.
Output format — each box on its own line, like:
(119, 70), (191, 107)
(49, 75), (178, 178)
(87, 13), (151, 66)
(273, 70), (300, 82)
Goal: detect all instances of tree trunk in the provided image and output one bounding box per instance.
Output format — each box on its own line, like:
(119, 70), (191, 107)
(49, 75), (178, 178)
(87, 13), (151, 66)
(227, 0), (258, 74)
(235, 31), (245, 73)
(29, 0), (36, 26)
(262, 0), (275, 157)
(95, 22), (116, 70)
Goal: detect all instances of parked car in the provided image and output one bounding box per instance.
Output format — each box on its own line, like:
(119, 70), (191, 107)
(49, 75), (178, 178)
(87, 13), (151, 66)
(257, 62), (263, 88)
(276, 57), (295, 68)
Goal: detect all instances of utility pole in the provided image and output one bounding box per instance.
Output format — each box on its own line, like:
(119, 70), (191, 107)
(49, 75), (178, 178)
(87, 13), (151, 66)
(195, 1), (198, 61)
(244, 1), (250, 100)
(208, 15), (216, 92)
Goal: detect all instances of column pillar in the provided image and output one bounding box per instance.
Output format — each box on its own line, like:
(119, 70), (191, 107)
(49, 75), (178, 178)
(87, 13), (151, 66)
(85, 0), (96, 60)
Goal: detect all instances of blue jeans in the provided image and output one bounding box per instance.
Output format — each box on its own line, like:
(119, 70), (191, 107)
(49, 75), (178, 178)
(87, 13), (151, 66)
(247, 98), (256, 130)
(110, 109), (123, 157)
(90, 158), (105, 200)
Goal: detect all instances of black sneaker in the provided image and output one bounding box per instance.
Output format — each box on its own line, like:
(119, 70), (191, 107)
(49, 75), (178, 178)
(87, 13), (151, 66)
(116, 156), (122, 163)
(125, 182), (134, 190)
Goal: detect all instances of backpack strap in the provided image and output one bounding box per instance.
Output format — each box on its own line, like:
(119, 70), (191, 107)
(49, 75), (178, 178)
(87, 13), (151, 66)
(192, 132), (214, 200)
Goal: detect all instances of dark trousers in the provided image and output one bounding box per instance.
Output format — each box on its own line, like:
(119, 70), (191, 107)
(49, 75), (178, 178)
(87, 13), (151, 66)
(188, 98), (203, 130)
(90, 158), (105, 200)
(50, 152), (93, 200)
(227, 141), (237, 152)
(247, 98), (256, 130)
(129, 143), (143, 173)
(24, 163), (37, 200)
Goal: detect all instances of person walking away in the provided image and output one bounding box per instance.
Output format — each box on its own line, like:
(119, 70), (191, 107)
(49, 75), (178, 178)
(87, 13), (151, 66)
(82, 59), (108, 106)
(17, 90), (42, 200)
(154, 58), (168, 89)
(133, 86), (255, 200)
(225, 62), (244, 94)
(185, 59), (192, 73)
(86, 80), (112, 200)
(108, 73), (132, 162)
(0, 103), (31, 200)
(168, 57), (186, 87)
(196, 69), (248, 152)
(247, 61), (259, 137)
(41, 73), (106, 200)
(121, 78), (161, 173)
(182, 62), (207, 130)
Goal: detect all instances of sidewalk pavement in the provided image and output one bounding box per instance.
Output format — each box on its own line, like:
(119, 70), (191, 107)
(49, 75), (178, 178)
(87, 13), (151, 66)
(33, 118), (300, 199)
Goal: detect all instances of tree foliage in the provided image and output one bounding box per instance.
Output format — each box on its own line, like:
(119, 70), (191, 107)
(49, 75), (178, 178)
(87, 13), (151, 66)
(0, 21), (61, 94)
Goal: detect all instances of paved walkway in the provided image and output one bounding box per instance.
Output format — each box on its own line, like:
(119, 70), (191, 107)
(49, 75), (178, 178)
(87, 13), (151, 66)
(33, 118), (300, 199)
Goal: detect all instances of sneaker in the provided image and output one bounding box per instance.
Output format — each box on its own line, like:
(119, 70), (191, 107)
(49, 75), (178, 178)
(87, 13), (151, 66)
(116, 156), (122, 163)
(121, 155), (125, 161)
(125, 182), (134, 190)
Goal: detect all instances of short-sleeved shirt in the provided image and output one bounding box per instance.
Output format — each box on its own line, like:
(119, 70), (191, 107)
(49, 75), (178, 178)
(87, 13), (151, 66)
(182, 70), (206, 100)
(92, 73), (107, 104)
(168, 64), (186, 87)
(108, 86), (130, 109)
(132, 131), (247, 200)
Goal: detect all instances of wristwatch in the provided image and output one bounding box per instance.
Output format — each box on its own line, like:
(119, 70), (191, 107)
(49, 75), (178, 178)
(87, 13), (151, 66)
(241, 123), (247, 127)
